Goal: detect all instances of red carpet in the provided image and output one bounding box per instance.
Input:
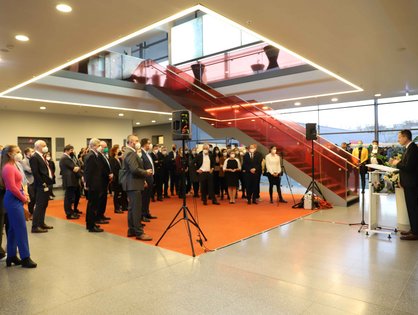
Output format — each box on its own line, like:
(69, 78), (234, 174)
(46, 192), (316, 256)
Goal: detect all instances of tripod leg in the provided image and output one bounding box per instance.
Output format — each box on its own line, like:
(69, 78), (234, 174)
(155, 208), (184, 246)
(185, 207), (208, 241)
(183, 206), (196, 257)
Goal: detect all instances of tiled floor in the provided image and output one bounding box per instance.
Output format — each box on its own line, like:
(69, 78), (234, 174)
(1, 190), (418, 314)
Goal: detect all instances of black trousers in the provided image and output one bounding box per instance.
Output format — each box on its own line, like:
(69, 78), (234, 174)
(404, 186), (418, 234)
(239, 172), (247, 197)
(141, 186), (152, 217)
(153, 172), (163, 199)
(86, 189), (100, 229)
(64, 186), (80, 216)
(267, 174), (284, 201)
(27, 183), (36, 214)
(32, 187), (50, 229)
(199, 172), (216, 202)
(97, 188), (108, 219)
(113, 186), (128, 211)
(246, 172), (259, 202)
(162, 171), (169, 196)
(169, 170), (178, 195)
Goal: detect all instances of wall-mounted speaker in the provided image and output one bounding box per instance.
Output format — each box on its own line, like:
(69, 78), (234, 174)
(172, 110), (192, 140)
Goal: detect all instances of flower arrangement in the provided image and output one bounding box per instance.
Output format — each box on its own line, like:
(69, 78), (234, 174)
(372, 178), (386, 193)
(383, 172), (399, 193)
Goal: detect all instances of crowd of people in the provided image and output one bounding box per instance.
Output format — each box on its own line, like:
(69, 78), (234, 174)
(0, 137), (290, 268)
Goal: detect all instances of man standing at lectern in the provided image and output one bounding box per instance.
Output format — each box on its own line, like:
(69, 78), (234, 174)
(391, 129), (418, 240)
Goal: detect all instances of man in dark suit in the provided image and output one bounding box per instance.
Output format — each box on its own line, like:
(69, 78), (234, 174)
(242, 144), (263, 204)
(59, 144), (82, 220)
(97, 140), (113, 221)
(122, 135), (152, 241)
(168, 144), (178, 196)
(391, 129), (418, 240)
(194, 143), (220, 205)
(140, 138), (157, 222)
(84, 138), (110, 232)
(150, 144), (163, 202)
(30, 140), (54, 233)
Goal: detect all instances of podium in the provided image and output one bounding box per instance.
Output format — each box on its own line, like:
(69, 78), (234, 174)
(365, 164), (399, 238)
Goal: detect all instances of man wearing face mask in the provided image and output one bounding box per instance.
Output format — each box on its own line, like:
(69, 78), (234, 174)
(242, 144), (263, 204)
(238, 147), (247, 199)
(168, 144), (178, 196)
(30, 140), (54, 233)
(150, 145), (163, 202)
(21, 148), (36, 216)
(140, 138), (157, 222)
(59, 145), (82, 220)
(194, 143), (220, 205)
(188, 148), (200, 197)
(96, 140), (113, 222)
(352, 140), (369, 193)
(122, 135), (153, 241)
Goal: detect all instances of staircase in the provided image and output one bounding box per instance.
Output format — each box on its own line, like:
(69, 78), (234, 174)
(133, 60), (359, 206)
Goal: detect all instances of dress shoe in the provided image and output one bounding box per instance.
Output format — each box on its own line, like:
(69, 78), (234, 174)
(74, 209), (83, 215)
(212, 201), (220, 205)
(146, 215), (157, 219)
(400, 230), (412, 236)
(157, 198), (163, 201)
(279, 199), (288, 203)
(203, 200), (208, 205)
(136, 233), (153, 241)
(0, 252), (6, 260)
(164, 195), (170, 199)
(247, 200), (251, 205)
(31, 227), (48, 233)
(142, 216), (150, 222)
(114, 209), (124, 214)
(270, 199), (273, 204)
(127, 231), (135, 237)
(102, 216), (111, 220)
(21, 257), (37, 268)
(252, 200), (258, 205)
(95, 220), (109, 224)
(400, 234), (418, 240)
(6, 256), (22, 267)
(66, 214), (80, 220)
(41, 224), (53, 229)
(88, 226), (104, 233)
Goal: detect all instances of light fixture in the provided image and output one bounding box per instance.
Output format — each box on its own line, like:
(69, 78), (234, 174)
(211, 123), (215, 126)
(151, 120), (156, 123)
(118, 113), (124, 117)
(294, 102), (301, 106)
(15, 35), (29, 42)
(56, 4), (72, 13)
(40, 106), (46, 110)
(227, 122), (232, 125)
(374, 93), (381, 97)
(331, 97), (338, 102)
(168, 118), (172, 121)
(135, 122), (140, 125)
(262, 106), (270, 110)
(251, 119), (256, 122)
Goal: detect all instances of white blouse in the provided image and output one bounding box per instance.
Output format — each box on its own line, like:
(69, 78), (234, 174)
(265, 153), (282, 174)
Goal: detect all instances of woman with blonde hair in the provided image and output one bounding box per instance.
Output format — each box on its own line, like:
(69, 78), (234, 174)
(1, 145), (37, 268)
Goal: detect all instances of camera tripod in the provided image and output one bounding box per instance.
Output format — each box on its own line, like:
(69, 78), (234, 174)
(155, 139), (207, 257)
(304, 140), (326, 209)
(280, 152), (296, 205)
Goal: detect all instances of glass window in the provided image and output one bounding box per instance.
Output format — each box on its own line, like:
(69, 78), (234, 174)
(378, 100), (418, 130)
(202, 15), (241, 55)
(171, 17), (203, 64)
(319, 105), (374, 132)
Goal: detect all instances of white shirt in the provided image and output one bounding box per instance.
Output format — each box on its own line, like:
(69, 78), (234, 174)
(200, 154), (211, 172)
(143, 149), (154, 175)
(265, 153), (282, 174)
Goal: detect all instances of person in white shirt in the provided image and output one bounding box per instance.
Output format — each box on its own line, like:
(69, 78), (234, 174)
(265, 146), (287, 204)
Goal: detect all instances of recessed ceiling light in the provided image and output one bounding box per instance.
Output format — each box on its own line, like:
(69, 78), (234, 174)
(331, 98), (338, 102)
(227, 122), (232, 125)
(118, 113), (124, 117)
(40, 106), (46, 110)
(56, 4), (72, 13)
(168, 118), (172, 121)
(251, 119), (256, 122)
(294, 102), (301, 106)
(135, 122), (140, 125)
(374, 93), (381, 97)
(151, 120), (156, 123)
(262, 106), (269, 110)
(15, 35), (29, 42)
(211, 123), (215, 126)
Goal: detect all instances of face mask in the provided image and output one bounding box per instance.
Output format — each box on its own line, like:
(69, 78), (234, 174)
(117, 151), (122, 156)
(134, 143), (141, 150)
(230, 153), (235, 158)
(271, 149), (277, 154)
(172, 147), (176, 151)
(162, 150), (167, 155)
(242, 149), (247, 154)
(46, 156), (51, 161)
(14, 153), (23, 162)
(103, 148), (109, 153)
(223, 152), (227, 157)
(373, 145), (378, 149)
(153, 150), (159, 155)
(358, 144), (363, 148)
(203, 149), (209, 155)
(69, 152), (75, 157)
(192, 151), (196, 156)
(249, 148), (255, 153)
(97, 146), (103, 153)
(215, 150), (219, 154)
(42, 146), (49, 153)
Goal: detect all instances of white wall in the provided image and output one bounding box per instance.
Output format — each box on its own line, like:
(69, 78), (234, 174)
(0, 110), (133, 185)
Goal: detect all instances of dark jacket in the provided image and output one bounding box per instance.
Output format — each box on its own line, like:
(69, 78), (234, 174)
(59, 154), (81, 188)
(30, 152), (54, 188)
(84, 151), (108, 191)
(242, 151), (263, 174)
(122, 148), (148, 191)
(109, 156), (122, 189)
(194, 151), (215, 171)
(397, 142), (418, 188)
(141, 149), (154, 185)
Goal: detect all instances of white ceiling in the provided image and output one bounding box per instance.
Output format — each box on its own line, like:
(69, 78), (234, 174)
(1, 1), (417, 114)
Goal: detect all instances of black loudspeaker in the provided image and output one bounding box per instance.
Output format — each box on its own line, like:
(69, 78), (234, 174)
(305, 123), (317, 140)
(172, 110), (192, 140)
